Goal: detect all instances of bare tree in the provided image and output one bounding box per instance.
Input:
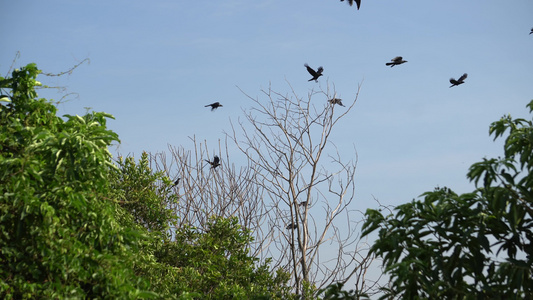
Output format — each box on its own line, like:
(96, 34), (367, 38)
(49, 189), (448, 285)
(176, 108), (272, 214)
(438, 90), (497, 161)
(148, 137), (270, 254)
(227, 81), (375, 296)
(147, 81), (382, 297)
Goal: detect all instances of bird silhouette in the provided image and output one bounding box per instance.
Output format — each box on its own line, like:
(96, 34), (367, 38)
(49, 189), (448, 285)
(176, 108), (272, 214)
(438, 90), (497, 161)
(386, 56), (407, 67)
(298, 201), (308, 207)
(449, 73), (468, 88)
(205, 155), (221, 169)
(286, 223), (298, 230)
(172, 178), (180, 187)
(340, 0), (361, 10)
(328, 98), (345, 107)
(305, 64), (324, 82)
(205, 102), (223, 110)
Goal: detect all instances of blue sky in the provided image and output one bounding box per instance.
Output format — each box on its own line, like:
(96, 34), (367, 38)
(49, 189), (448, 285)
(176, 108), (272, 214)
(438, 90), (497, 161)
(2, 0), (533, 210)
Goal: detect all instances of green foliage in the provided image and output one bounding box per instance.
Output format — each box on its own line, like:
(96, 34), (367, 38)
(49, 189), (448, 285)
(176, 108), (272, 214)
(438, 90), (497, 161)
(362, 100), (533, 299)
(108, 154), (293, 298)
(0, 63), (293, 299)
(319, 282), (369, 300)
(156, 216), (293, 299)
(110, 152), (178, 234)
(0, 64), (151, 298)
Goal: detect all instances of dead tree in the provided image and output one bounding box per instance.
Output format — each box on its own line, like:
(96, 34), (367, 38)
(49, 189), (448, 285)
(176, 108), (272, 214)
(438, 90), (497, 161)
(148, 137), (270, 255)
(228, 82), (376, 296)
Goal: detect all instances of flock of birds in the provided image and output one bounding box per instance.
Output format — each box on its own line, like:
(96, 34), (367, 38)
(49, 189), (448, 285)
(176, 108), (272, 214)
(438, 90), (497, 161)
(304, 57), (468, 90)
(194, 56), (470, 219)
(189, 26), (533, 230)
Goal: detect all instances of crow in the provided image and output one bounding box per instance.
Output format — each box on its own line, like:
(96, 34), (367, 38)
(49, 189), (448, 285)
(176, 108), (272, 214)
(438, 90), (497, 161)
(286, 223), (298, 230)
(328, 98), (345, 107)
(172, 178), (180, 187)
(305, 64), (324, 82)
(449, 73), (468, 88)
(205, 102), (223, 110)
(205, 155), (221, 169)
(340, 0), (361, 10)
(386, 56), (407, 67)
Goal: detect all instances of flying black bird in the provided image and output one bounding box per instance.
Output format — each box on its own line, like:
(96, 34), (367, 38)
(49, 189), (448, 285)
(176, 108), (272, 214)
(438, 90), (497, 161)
(305, 64), (324, 82)
(386, 56), (407, 67)
(286, 223), (298, 230)
(328, 98), (345, 107)
(205, 102), (223, 111)
(205, 155), (221, 169)
(449, 73), (468, 88)
(340, 0), (361, 10)
(172, 178), (180, 187)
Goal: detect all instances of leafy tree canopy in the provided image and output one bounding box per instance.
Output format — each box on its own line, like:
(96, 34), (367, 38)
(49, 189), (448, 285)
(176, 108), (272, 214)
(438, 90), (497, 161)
(362, 100), (533, 299)
(0, 63), (156, 298)
(0, 63), (293, 299)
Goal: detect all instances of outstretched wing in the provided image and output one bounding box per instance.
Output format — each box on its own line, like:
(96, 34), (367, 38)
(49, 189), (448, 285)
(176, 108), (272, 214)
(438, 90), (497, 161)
(213, 155), (220, 165)
(458, 73), (468, 82)
(392, 56), (403, 63)
(305, 64), (318, 77)
(341, 0), (361, 9)
(316, 66), (324, 75)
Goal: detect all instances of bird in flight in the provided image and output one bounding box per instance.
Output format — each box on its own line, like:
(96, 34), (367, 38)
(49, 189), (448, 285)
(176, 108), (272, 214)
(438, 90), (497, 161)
(305, 64), (324, 82)
(340, 0), (361, 10)
(205, 102), (223, 110)
(328, 98), (345, 107)
(449, 73), (468, 88)
(205, 155), (221, 169)
(386, 56), (408, 67)
(286, 223), (298, 230)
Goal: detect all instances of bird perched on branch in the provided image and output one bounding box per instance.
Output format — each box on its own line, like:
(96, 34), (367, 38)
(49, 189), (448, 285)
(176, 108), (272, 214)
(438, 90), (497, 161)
(449, 73), (468, 88)
(172, 178), (180, 187)
(205, 155), (221, 169)
(340, 0), (361, 10)
(386, 56), (407, 67)
(305, 64), (324, 82)
(286, 223), (298, 230)
(205, 102), (223, 110)
(328, 98), (345, 107)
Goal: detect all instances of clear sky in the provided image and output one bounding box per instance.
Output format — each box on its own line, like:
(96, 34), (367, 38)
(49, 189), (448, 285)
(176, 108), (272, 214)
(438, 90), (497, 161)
(2, 0), (532, 211)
